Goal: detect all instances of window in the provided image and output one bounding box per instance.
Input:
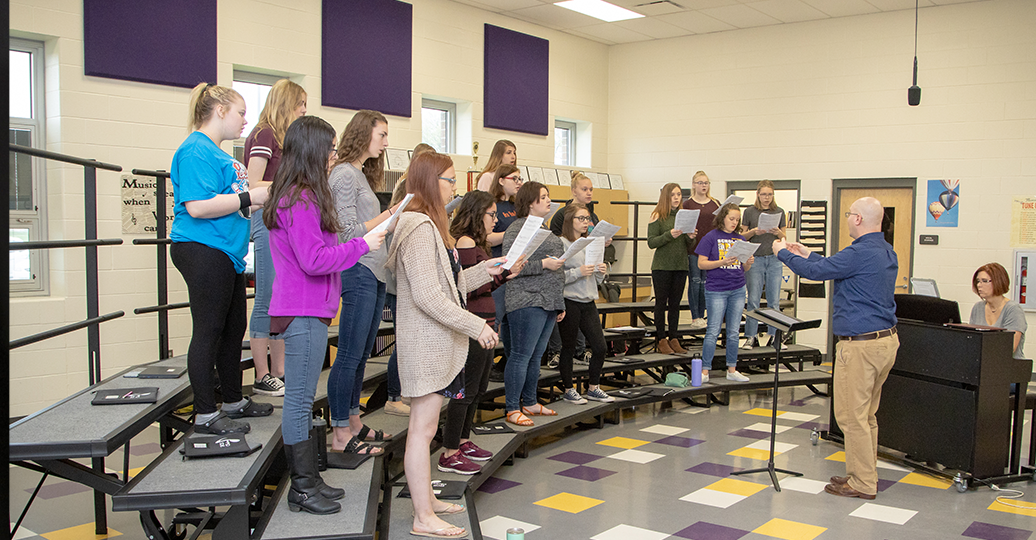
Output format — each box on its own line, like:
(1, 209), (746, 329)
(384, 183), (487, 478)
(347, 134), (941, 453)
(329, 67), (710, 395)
(421, 99), (456, 153)
(10, 38), (47, 294)
(555, 120), (576, 166)
(232, 71), (283, 134)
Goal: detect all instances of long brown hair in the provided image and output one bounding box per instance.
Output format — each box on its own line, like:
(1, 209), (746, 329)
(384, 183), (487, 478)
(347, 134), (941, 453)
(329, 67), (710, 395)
(479, 139), (516, 177)
(488, 164), (519, 202)
(186, 82), (242, 130)
(561, 202), (589, 242)
(405, 152), (454, 249)
(753, 179), (778, 211)
(651, 183), (683, 221)
(252, 79), (306, 147)
(515, 181), (547, 219)
(333, 109), (387, 191)
(263, 116), (339, 233)
(449, 191), (495, 255)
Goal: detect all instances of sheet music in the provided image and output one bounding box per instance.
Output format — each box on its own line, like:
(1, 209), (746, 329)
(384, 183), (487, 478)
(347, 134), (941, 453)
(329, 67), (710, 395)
(588, 220), (620, 239)
(385, 148), (409, 171)
(560, 237), (594, 261)
(674, 209), (699, 233)
(584, 237), (606, 266)
(757, 211), (782, 232)
(502, 216), (546, 270)
(371, 193), (413, 234)
(528, 167), (544, 185)
(713, 194), (744, 214)
(547, 202), (562, 220)
(727, 240), (760, 263)
(445, 195), (463, 213)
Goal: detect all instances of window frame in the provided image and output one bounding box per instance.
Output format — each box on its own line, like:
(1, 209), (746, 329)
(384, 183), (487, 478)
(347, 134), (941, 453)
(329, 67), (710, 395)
(231, 70), (283, 160)
(554, 120), (577, 166)
(421, 98), (456, 154)
(9, 37), (49, 296)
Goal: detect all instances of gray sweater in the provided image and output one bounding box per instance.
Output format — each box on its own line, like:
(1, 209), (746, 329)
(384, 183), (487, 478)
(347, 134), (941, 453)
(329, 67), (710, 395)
(329, 163), (387, 282)
(969, 299), (1027, 359)
(503, 217), (565, 314)
(562, 237), (605, 303)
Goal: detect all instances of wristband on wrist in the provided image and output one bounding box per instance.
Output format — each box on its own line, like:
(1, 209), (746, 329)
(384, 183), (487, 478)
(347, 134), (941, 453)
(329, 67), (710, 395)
(239, 191), (251, 210)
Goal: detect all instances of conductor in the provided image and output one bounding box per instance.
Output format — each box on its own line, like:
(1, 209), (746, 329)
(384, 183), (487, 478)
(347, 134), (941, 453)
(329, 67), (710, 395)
(772, 197), (899, 500)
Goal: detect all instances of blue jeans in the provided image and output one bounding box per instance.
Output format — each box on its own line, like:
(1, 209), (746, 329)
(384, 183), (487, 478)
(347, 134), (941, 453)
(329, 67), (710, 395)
(249, 210), (282, 340)
(745, 255), (784, 337)
(703, 286), (746, 369)
(504, 307), (556, 412)
(687, 256), (706, 319)
(281, 317), (328, 445)
(328, 265), (386, 424)
(384, 293), (402, 400)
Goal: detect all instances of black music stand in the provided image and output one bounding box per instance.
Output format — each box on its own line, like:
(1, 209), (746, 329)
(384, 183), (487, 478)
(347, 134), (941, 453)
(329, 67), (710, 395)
(731, 308), (822, 491)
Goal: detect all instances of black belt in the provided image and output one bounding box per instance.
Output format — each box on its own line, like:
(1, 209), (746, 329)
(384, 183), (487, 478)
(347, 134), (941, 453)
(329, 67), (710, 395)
(836, 327), (897, 342)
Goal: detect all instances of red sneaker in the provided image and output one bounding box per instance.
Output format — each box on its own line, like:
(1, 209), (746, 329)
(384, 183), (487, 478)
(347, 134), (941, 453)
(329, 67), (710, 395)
(459, 441), (493, 462)
(437, 452), (481, 475)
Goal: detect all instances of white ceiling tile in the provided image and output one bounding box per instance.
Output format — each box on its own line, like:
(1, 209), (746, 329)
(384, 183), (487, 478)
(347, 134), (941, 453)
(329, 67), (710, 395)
(507, 4), (604, 29)
(799, 0), (881, 17)
(748, 0), (829, 23)
(699, 4), (783, 28)
(865, 0), (936, 11)
(612, 16), (689, 39)
(451, 0), (544, 13)
(657, 10), (737, 33)
(565, 27), (619, 45)
(628, 2), (684, 16)
(575, 22), (655, 43)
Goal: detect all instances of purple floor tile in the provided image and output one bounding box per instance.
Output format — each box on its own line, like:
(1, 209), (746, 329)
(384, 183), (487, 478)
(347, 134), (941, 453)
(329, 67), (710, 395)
(556, 465), (617, 482)
(686, 462), (745, 477)
(672, 521), (750, 540)
(654, 435), (706, 448)
(795, 421), (829, 431)
(129, 442), (163, 456)
(877, 479), (896, 492)
(477, 477), (522, 494)
(547, 450), (601, 465)
(728, 428), (770, 440)
(962, 521), (1033, 540)
(27, 480), (92, 500)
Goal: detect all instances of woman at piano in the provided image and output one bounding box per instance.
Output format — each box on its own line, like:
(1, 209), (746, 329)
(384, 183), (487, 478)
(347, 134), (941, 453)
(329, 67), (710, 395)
(969, 262), (1027, 359)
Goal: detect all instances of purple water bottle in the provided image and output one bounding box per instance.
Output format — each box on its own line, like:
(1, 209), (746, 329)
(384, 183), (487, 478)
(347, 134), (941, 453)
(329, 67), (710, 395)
(691, 354), (703, 387)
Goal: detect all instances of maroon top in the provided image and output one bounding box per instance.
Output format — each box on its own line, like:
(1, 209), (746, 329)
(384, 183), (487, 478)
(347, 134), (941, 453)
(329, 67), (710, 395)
(683, 198), (720, 254)
(457, 246), (508, 324)
(244, 127), (281, 183)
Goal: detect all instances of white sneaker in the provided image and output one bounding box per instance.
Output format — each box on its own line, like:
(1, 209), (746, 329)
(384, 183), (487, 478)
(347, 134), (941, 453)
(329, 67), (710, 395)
(701, 372), (710, 384)
(740, 337), (759, 350)
(691, 318), (708, 330)
(726, 371), (750, 382)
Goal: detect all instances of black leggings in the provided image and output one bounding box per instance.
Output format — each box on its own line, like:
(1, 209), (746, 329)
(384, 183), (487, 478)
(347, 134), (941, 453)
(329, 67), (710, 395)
(558, 298), (607, 388)
(443, 337), (494, 449)
(171, 242), (247, 415)
(652, 270), (687, 340)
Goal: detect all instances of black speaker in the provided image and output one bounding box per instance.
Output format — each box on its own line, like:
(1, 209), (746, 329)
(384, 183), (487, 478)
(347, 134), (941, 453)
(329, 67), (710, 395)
(908, 85), (921, 106)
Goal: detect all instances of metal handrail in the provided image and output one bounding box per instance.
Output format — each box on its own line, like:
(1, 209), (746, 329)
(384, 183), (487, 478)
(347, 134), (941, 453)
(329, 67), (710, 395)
(10, 239), (124, 250)
(9, 143), (122, 172)
(609, 200), (657, 302)
(131, 168), (170, 178)
(134, 293), (255, 315)
(10, 311), (125, 350)
(131, 239), (171, 245)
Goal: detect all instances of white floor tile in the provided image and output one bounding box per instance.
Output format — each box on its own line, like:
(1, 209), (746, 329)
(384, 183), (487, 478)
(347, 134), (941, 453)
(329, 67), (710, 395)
(11, 525), (36, 540)
(591, 523), (671, 540)
(480, 516), (541, 540)
(746, 440), (798, 453)
(876, 459), (910, 472)
(849, 502), (918, 525)
(779, 477), (829, 494)
(607, 449), (666, 464)
(679, 488), (747, 509)
(777, 412), (819, 422)
(640, 424), (689, 436)
(745, 422), (793, 433)
(674, 407), (708, 414)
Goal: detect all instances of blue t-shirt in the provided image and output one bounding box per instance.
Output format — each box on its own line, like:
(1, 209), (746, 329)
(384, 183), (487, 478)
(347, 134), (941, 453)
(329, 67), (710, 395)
(491, 199), (517, 258)
(694, 228), (747, 292)
(170, 131), (250, 273)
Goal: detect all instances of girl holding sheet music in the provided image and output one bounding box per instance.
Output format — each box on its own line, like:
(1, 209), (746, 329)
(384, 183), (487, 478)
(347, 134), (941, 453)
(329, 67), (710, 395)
(557, 204), (614, 405)
(695, 203), (755, 383)
(682, 171), (721, 329)
(740, 180), (787, 350)
(647, 183), (693, 355)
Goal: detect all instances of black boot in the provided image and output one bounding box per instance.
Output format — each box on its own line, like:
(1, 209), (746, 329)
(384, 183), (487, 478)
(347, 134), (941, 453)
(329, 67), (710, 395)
(283, 444), (344, 501)
(285, 438), (341, 514)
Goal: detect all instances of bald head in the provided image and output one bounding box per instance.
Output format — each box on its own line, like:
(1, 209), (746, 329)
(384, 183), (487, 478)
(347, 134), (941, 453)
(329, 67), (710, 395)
(848, 197), (884, 238)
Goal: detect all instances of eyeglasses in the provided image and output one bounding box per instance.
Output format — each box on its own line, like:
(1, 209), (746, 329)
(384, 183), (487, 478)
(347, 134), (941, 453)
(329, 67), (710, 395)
(693, 181), (710, 186)
(844, 212), (860, 218)
(976, 278), (993, 284)
(574, 216), (593, 223)
(505, 175), (523, 184)
(439, 176), (456, 185)
(485, 211), (498, 219)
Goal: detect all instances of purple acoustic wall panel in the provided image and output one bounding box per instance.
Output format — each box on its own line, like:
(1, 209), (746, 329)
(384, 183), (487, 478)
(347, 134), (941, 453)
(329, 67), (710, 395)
(83, 0), (217, 88)
(484, 24), (549, 136)
(322, 0), (413, 117)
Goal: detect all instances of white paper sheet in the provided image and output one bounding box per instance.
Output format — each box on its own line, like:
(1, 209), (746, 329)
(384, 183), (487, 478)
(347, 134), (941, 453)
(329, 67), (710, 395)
(386, 148), (409, 171)
(727, 239), (760, 263)
(560, 237), (594, 261)
(714, 194), (745, 214)
(674, 209), (700, 233)
(547, 202), (562, 220)
(372, 193), (414, 234)
(502, 216), (546, 270)
(584, 237), (606, 266)
(588, 220), (620, 239)
(757, 211), (782, 232)
(609, 174), (624, 190)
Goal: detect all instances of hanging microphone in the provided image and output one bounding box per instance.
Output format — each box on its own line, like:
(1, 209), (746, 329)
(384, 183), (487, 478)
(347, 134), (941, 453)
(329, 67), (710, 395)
(908, 57), (921, 106)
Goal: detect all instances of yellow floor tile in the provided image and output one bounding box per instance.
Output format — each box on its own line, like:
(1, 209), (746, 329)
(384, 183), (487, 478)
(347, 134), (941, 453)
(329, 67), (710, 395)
(825, 451), (846, 462)
(595, 436), (648, 449)
(706, 477), (768, 497)
(753, 518), (827, 540)
(42, 524), (122, 540)
(534, 492), (605, 514)
(988, 499), (1036, 517)
(728, 447), (775, 461)
(897, 472), (952, 489)
(744, 408), (785, 418)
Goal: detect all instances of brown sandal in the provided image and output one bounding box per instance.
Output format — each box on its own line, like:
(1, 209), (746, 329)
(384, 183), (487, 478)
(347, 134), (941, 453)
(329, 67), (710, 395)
(522, 404), (557, 416)
(506, 410), (534, 426)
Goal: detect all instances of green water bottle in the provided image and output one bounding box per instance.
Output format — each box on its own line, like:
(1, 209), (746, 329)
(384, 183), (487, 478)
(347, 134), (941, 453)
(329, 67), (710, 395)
(506, 527), (525, 540)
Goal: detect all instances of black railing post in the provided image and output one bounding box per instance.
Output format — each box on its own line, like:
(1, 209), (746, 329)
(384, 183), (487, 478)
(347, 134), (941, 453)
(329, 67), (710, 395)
(131, 169), (172, 359)
(85, 164), (101, 385)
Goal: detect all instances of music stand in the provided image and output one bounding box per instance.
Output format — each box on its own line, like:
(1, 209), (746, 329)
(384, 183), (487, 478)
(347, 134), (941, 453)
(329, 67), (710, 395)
(731, 308), (822, 491)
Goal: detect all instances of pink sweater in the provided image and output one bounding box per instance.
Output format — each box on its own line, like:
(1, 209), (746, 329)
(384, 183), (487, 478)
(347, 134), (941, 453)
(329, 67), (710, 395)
(269, 191), (369, 318)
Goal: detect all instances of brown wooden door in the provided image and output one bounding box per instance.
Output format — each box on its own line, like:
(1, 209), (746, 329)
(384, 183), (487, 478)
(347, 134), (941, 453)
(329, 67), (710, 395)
(837, 187), (914, 293)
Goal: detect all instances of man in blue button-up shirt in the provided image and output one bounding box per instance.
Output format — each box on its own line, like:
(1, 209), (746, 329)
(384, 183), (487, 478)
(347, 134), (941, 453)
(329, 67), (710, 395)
(774, 197), (899, 500)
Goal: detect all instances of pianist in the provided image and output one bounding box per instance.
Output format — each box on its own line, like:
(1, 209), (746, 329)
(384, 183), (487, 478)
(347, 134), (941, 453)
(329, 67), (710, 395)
(970, 262), (1027, 359)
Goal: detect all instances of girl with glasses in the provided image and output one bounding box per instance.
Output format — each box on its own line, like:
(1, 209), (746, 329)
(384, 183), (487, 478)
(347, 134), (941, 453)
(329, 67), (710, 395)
(682, 171), (720, 330)
(970, 262), (1026, 359)
(486, 164), (524, 382)
(741, 180), (788, 350)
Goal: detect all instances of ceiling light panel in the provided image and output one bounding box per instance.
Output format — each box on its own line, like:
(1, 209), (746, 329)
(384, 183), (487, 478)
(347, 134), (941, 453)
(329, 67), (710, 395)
(554, 0), (646, 22)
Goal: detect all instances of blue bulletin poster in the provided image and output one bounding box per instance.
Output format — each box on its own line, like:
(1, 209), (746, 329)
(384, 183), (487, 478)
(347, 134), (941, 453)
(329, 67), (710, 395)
(926, 179), (959, 228)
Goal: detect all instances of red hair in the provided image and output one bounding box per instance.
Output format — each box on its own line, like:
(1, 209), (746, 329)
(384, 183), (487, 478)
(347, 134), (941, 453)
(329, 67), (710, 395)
(405, 152), (455, 249)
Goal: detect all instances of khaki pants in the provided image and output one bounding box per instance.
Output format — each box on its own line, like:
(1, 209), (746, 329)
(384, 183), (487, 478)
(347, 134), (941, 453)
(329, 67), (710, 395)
(833, 333), (899, 495)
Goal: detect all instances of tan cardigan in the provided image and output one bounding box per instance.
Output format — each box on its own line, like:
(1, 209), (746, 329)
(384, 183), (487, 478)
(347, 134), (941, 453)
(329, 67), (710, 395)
(385, 212), (492, 397)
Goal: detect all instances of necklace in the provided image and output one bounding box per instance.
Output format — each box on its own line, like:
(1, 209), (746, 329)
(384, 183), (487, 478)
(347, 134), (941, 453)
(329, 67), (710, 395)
(988, 298), (1004, 314)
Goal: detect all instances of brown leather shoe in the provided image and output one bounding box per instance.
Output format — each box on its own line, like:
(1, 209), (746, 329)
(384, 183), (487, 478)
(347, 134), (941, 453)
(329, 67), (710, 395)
(830, 475), (849, 485)
(657, 338), (674, 355)
(669, 338), (687, 354)
(824, 482), (875, 499)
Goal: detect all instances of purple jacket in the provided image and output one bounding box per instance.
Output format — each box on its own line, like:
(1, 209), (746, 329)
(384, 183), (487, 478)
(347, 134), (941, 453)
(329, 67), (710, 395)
(269, 190), (369, 318)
